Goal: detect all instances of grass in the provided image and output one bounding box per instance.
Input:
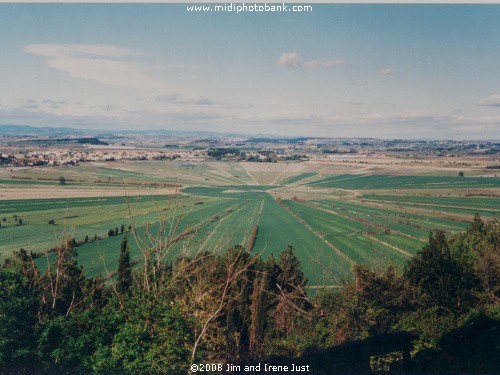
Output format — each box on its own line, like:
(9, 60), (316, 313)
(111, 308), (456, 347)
(308, 174), (500, 190)
(313, 199), (468, 233)
(35, 198), (239, 276)
(3, 163), (498, 287)
(283, 199), (436, 265)
(0, 194), (218, 258)
(362, 194), (499, 218)
(253, 196), (352, 285)
(281, 172), (317, 185)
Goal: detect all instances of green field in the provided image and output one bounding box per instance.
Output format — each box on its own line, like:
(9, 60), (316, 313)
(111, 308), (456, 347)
(308, 174), (500, 190)
(1, 161), (498, 287)
(281, 172), (317, 185)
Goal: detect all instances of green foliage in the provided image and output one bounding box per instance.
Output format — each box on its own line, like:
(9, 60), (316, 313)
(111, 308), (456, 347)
(451, 214), (500, 302)
(0, 214), (498, 374)
(36, 241), (86, 318)
(275, 245), (308, 293)
(117, 235), (132, 294)
(405, 229), (480, 313)
(0, 268), (38, 371)
(395, 306), (457, 353)
(92, 295), (192, 374)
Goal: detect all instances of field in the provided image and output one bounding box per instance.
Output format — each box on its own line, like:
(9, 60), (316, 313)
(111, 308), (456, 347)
(1, 158), (499, 287)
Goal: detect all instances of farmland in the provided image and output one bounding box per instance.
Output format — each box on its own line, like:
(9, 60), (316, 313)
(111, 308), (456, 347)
(1, 157), (498, 287)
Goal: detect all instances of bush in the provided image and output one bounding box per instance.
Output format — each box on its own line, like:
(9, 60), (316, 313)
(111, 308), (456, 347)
(0, 269), (38, 371)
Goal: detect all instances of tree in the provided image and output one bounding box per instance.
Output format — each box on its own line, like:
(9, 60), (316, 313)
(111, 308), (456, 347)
(275, 245), (308, 293)
(405, 230), (480, 312)
(246, 225), (258, 251)
(108, 229), (114, 237)
(92, 294), (192, 374)
(468, 213), (485, 234)
(459, 171), (464, 177)
(117, 236), (132, 294)
(114, 227), (119, 236)
(59, 176), (66, 185)
(452, 214), (499, 303)
(120, 224), (125, 234)
(40, 240), (85, 317)
(0, 268), (38, 370)
(84, 235), (89, 243)
(267, 246), (310, 337)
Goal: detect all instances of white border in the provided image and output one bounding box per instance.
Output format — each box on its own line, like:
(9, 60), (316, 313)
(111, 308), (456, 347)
(1, 1), (499, 4)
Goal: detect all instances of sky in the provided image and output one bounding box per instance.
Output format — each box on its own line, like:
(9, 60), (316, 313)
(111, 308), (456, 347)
(0, 4), (500, 139)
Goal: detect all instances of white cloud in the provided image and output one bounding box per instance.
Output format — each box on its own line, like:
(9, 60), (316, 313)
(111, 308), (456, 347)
(17, 99), (38, 109)
(156, 93), (215, 106)
(41, 99), (67, 109)
(277, 52), (345, 69)
(23, 44), (136, 59)
(3, 101), (499, 138)
(24, 43), (164, 90)
(302, 59), (346, 68)
(478, 94), (500, 107)
(45, 57), (160, 88)
(380, 67), (396, 76)
(277, 52), (301, 68)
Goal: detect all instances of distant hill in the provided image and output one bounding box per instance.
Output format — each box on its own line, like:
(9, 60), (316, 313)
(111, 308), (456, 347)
(0, 125), (245, 138)
(0, 125), (84, 136)
(30, 137), (109, 146)
(245, 137), (318, 144)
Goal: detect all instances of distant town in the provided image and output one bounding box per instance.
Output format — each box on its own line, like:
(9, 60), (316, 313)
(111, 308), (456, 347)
(1, 125), (498, 168)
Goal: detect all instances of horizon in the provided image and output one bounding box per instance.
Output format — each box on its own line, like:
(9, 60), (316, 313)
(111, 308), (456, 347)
(1, 123), (500, 142)
(1, 4), (500, 139)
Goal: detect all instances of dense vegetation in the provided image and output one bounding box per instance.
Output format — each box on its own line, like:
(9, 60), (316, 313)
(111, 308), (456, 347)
(0, 214), (498, 374)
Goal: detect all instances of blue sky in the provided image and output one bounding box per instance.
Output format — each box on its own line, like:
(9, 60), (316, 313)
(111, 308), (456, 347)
(0, 4), (499, 139)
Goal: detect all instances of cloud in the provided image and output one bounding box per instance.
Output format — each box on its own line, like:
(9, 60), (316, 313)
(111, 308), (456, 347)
(0, 103), (226, 130)
(0, 107), (116, 128)
(277, 52), (345, 69)
(17, 99), (38, 109)
(277, 52), (301, 68)
(23, 44), (136, 59)
(241, 110), (500, 138)
(451, 124), (499, 133)
(3, 101), (499, 139)
(156, 93), (215, 106)
(24, 43), (164, 89)
(478, 94), (500, 107)
(302, 59), (346, 68)
(41, 99), (67, 109)
(380, 67), (396, 76)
